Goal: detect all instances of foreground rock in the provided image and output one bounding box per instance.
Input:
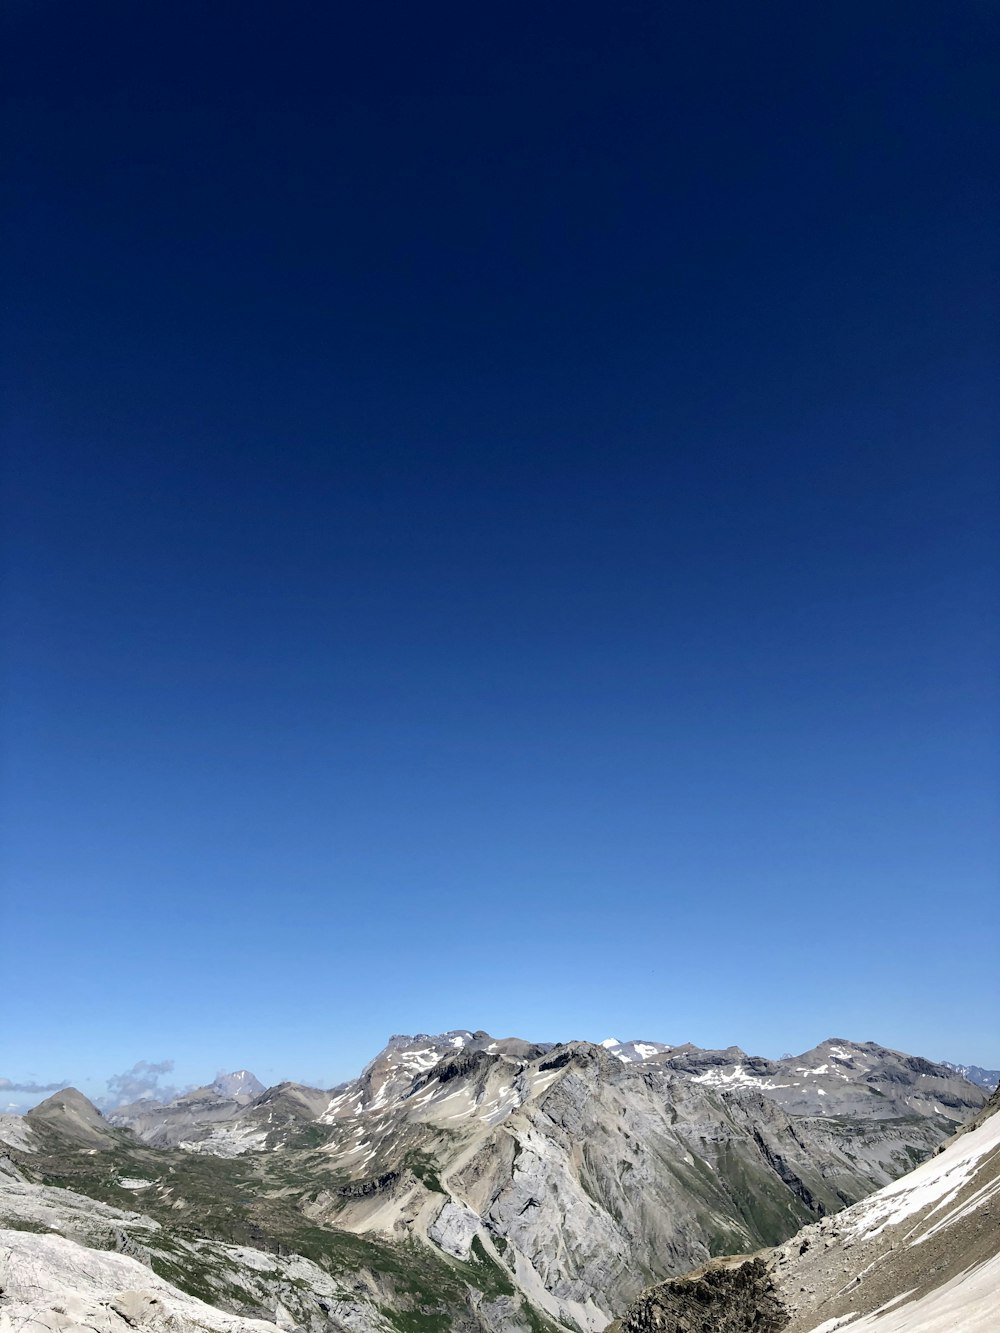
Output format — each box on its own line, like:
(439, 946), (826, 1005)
(0, 1230), (283, 1333)
(613, 1256), (786, 1332)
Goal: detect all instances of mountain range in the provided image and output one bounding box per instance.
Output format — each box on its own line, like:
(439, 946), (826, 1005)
(939, 1061), (1000, 1092)
(0, 1030), (991, 1333)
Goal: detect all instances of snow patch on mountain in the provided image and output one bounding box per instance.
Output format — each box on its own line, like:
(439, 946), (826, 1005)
(848, 1106), (1000, 1241)
(597, 1038), (673, 1064)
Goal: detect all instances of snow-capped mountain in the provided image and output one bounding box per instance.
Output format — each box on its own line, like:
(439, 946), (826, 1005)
(112, 1034), (984, 1156)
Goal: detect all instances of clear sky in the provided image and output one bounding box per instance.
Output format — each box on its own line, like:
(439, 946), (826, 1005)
(2, 2), (998, 1111)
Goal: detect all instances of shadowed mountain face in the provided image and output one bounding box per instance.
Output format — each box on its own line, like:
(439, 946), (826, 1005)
(615, 1081), (1000, 1333)
(1, 1032), (989, 1333)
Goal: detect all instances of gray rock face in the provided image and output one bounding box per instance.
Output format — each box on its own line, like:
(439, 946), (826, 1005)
(0, 1116), (38, 1154)
(428, 1199), (481, 1259)
(211, 1072), (266, 1103)
(0, 1182), (396, 1333)
(440, 1051), (963, 1325)
(306, 1034), (982, 1329)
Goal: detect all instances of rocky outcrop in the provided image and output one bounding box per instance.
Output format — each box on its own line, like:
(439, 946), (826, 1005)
(428, 1199), (481, 1259)
(616, 1257), (786, 1333)
(0, 1185), (399, 1333)
(0, 1230), (284, 1333)
(335, 1170), (400, 1199)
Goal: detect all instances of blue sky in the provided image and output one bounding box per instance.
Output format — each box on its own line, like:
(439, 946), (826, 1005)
(2, 2), (998, 1111)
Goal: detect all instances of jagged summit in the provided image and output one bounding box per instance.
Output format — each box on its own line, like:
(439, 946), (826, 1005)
(941, 1059), (1000, 1091)
(107, 1071), (270, 1148)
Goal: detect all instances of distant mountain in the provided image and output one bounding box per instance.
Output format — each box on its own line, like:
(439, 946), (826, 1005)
(940, 1059), (1000, 1090)
(210, 1069), (265, 1102)
(614, 1079), (1000, 1332)
(6, 1029), (987, 1333)
(107, 1070), (268, 1149)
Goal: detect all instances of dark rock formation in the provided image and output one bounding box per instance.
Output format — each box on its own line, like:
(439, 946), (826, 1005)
(617, 1257), (787, 1332)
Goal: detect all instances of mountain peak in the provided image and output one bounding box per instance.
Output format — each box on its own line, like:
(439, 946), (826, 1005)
(25, 1087), (114, 1145)
(28, 1087), (104, 1119)
(211, 1069), (265, 1102)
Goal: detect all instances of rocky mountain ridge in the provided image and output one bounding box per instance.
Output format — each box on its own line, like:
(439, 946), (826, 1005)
(109, 1032), (987, 1156)
(108, 1071), (269, 1150)
(1, 1030), (989, 1333)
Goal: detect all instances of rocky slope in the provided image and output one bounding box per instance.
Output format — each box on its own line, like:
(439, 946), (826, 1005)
(1, 1032), (988, 1333)
(0, 1229), (287, 1333)
(613, 1081), (1000, 1332)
